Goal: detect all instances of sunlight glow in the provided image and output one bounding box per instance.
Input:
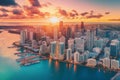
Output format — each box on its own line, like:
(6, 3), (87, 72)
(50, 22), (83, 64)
(49, 17), (59, 23)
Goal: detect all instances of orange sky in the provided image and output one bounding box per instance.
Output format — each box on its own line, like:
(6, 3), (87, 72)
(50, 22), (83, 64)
(0, 0), (120, 23)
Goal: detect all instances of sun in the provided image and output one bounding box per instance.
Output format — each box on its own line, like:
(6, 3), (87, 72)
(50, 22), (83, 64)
(49, 17), (59, 23)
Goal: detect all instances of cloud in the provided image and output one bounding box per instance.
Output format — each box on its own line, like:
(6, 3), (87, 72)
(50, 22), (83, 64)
(108, 18), (120, 21)
(0, 0), (17, 6)
(86, 14), (103, 19)
(71, 10), (79, 16)
(58, 8), (68, 17)
(12, 9), (23, 15)
(69, 12), (76, 18)
(9, 15), (26, 19)
(105, 12), (110, 15)
(41, 2), (52, 7)
(47, 2), (52, 5)
(84, 10), (104, 19)
(80, 12), (89, 16)
(23, 5), (51, 18)
(0, 8), (9, 12)
(24, 6), (40, 15)
(28, 0), (41, 7)
(0, 13), (8, 17)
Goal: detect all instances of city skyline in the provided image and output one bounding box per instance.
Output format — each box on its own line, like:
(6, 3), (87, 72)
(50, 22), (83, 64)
(0, 0), (120, 23)
(1, 0), (120, 80)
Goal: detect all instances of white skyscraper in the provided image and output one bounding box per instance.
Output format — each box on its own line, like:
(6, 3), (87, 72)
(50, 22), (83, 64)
(66, 48), (72, 61)
(104, 47), (110, 58)
(87, 58), (97, 67)
(103, 58), (110, 68)
(93, 47), (101, 54)
(39, 41), (47, 54)
(86, 29), (94, 51)
(111, 59), (119, 69)
(75, 38), (85, 52)
(74, 51), (79, 63)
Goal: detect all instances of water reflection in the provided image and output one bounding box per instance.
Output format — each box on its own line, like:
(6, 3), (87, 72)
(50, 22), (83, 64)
(55, 60), (59, 71)
(48, 58), (52, 66)
(74, 64), (77, 72)
(66, 63), (72, 69)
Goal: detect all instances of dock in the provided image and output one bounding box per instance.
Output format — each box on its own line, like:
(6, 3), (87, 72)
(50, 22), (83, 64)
(111, 72), (120, 80)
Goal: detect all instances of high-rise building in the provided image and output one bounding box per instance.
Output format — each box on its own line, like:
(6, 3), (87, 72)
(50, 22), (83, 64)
(50, 41), (57, 58)
(79, 54), (84, 62)
(59, 21), (63, 32)
(110, 42), (119, 58)
(84, 51), (89, 62)
(104, 47), (110, 58)
(29, 32), (34, 41)
(54, 26), (58, 41)
(87, 58), (97, 67)
(94, 38), (104, 49)
(111, 39), (120, 49)
(59, 35), (65, 43)
(81, 21), (85, 34)
(39, 41), (47, 54)
(93, 47), (101, 54)
(59, 42), (65, 56)
(96, 27), (100, 36)
(20, 30), (27, 44)
(103, 58), (110, 68)
(75, 24), (79, 32)
(86, 29), (94, 51)
(66, 27), (72, 39)
(111, 59), (119, 69)
(66, 48), (72, 61)
(74, 51), (79, 63)
(75, 38), (85, 52)
(68, 39), (75, 52)
(118, 34), (120, 41)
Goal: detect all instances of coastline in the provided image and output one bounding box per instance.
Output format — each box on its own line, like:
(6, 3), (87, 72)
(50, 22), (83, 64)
(13, 41), (119, 73)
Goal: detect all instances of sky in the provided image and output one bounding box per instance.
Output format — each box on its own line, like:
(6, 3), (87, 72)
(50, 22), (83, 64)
(0, 0), (120, 22)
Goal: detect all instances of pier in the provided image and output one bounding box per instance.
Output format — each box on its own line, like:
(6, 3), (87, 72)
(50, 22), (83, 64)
(111, 72), (120, 80)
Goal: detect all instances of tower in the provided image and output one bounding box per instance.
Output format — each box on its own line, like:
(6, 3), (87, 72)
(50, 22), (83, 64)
(50, 41), (57, 58)
(75, 38), (85, 52)
(20, 30), (27, 44)
(54, 26), (58, 41)
(110, 42), (119, 58)
(59, 21), (63, 32)
(59, 42), (65, 59)
(81, 21), (85, 35)
(66, 27), (72, 39)
(86, 29), (94, 51)
(66, 48), (72, 61)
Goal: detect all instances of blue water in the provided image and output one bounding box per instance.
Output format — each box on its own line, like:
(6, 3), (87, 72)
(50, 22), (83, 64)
(1, 59), (115, 80)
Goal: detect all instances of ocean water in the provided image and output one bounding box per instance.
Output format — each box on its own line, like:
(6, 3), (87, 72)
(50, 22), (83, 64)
(0, 31), (117, 80)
